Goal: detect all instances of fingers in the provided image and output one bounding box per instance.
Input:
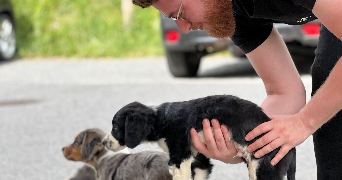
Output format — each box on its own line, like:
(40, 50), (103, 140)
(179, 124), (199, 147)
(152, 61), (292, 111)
(190, 128), (208, 152)
(247, 130), (278, 153)
(191, 119), (246, 164)
(191, 119), (228, 155)
(245, 116), (308, 166)
(202, 119), (217, 152)
(221, 125), (230, 141)
(271, 146), (291, 166)
(245, 121), (273, 141)
(212, 119), (228, 151)
(251, 137), (290, 166)
(221, 125), (234, 147)
(253, 138), (283, 158)
(191, 118), (219, 156)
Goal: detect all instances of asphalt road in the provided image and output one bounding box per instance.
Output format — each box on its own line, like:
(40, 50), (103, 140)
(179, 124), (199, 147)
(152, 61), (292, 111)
(0, 57), (316, 180)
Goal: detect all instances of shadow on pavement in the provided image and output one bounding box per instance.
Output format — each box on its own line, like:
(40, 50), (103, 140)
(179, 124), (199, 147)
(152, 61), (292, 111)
(0, 58), (21, 65)
(198, 56), (314, 78)
(199, 58), (257, 77)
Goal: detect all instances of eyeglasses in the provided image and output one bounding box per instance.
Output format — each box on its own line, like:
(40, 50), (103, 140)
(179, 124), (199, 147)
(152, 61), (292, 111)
(171, 0), (184, 21)
(161, 0), (185, 21)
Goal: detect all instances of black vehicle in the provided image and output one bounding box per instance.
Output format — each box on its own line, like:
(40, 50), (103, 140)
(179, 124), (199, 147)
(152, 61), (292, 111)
(161, 15), (320, 77)
(0, 0), (16, 60)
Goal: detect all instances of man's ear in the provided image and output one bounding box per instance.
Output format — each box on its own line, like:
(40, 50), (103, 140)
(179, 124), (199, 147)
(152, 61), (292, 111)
(80, 133), (104, 161)
(124, 111), (154, 148)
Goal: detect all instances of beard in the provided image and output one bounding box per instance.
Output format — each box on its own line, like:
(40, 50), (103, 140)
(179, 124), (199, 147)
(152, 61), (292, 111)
(200, 0), (235, 38)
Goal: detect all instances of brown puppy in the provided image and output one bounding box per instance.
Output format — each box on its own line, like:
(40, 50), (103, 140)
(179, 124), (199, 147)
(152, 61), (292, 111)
(62, 128), (172, 180)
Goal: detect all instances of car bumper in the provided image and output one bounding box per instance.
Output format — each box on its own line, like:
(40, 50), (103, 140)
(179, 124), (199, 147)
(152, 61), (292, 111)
(275, 20), (320, 47)
(163, 30), (232, 52)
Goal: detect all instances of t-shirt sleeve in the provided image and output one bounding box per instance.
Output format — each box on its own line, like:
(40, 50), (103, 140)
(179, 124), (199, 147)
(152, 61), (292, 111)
(231, 0), (273, 54)
(291, 0), (316, 10)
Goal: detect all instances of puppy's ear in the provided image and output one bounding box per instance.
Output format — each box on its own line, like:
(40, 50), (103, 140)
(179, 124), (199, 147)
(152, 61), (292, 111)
(125, 110), (155, 148)
(80, 132), (104, 161)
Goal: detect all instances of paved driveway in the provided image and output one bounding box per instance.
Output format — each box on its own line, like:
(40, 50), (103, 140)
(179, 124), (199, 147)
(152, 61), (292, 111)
(0, 57), (316, 180)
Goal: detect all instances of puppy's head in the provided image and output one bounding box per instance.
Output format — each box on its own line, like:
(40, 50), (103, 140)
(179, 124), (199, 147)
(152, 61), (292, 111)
(103, 102), (156, 151)
(62, 128), (106, 163)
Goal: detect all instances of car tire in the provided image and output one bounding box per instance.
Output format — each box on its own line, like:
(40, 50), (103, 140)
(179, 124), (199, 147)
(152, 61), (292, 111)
(0, 14), (16, 61)
(166, 50), (202, 77)
(291, 54), (315, 74)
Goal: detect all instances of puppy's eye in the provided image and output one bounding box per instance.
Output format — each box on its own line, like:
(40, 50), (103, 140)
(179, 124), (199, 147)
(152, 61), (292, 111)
(73, 140), (79, 146)
(113, 124), (118, 131)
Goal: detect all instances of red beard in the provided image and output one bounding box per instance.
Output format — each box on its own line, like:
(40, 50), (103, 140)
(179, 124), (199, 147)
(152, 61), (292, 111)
(201, 0), (235, 38)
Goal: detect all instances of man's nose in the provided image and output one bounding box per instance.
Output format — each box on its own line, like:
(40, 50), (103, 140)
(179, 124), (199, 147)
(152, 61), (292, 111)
(175, 20), (191, 34)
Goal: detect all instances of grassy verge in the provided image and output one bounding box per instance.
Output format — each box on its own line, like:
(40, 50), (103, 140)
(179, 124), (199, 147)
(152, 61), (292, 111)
(12, 0), (164, 58)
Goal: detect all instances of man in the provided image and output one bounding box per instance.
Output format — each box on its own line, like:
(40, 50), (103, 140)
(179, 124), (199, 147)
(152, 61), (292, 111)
(132, 0), (342, 179)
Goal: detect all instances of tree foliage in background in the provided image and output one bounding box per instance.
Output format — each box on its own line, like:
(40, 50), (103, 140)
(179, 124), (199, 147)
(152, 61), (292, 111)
(12, 0), (163, 58)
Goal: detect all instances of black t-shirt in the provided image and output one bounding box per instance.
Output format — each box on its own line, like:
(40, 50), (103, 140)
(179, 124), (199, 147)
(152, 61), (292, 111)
(231, 0), (317, 53)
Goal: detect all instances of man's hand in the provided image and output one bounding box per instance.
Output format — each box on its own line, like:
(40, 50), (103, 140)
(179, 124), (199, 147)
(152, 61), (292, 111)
(190, 118), (243, 164)
(245, 114), (313, 165)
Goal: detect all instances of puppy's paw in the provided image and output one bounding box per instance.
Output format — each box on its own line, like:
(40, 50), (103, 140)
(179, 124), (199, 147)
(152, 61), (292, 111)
(102, 134), (126, 152)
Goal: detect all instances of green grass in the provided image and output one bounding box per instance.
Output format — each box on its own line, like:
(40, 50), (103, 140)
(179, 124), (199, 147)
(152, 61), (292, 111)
(12, 0), (164, 58)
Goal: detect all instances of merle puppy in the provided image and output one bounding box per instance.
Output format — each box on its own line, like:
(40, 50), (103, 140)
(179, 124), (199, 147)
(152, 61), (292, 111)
(63, 128), (173, 180)
(103, 95), (296, 180)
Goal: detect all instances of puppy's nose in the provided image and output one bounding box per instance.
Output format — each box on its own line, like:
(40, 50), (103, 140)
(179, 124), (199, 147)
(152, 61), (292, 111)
(62, 147), (64, 151)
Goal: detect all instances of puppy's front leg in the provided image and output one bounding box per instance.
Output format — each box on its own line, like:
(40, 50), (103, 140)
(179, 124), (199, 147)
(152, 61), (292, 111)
(169, 157), (194, 180)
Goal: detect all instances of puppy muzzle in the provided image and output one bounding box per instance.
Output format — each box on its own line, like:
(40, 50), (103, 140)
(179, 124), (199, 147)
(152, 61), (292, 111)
(102, 134), (126, 152)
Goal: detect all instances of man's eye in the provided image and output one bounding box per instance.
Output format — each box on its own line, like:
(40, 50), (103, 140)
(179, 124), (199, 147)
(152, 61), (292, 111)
(170, 16), (177, 20)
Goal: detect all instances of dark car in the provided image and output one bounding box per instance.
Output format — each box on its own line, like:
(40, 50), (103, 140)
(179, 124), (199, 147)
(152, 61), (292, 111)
(161, 15), (320, 77)
(0, 0), (16, 60)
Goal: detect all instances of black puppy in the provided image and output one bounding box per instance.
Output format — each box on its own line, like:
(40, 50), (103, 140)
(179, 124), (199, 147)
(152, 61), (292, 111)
(103, 95), (296, 180)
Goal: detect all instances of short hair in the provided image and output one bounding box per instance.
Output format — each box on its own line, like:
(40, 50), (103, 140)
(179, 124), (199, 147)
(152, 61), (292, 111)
(132, 0), (158, 8)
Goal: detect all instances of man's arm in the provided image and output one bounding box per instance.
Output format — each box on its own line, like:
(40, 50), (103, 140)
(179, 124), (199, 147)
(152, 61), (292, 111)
(246, 26), (306, 116)
(190, 25), (306, 164)
(300, 0), (342, 126)
(246, 0), (342, 165)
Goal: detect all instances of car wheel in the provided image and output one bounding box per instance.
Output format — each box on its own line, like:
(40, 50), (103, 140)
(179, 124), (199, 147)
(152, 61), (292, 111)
(0, 14), (16, 60)
(291, 54), (315, 74)
(166, 50), (202, 77)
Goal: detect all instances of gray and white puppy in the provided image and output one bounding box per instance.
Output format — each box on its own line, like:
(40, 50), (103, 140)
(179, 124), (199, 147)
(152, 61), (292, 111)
(62, 128), (172, 180)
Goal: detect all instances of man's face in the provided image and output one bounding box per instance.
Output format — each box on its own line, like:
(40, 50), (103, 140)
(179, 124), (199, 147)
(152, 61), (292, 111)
(153, 0), (235, 38)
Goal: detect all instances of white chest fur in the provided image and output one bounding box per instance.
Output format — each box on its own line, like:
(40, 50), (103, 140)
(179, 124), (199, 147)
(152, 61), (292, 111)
(157, 138), (169, 155)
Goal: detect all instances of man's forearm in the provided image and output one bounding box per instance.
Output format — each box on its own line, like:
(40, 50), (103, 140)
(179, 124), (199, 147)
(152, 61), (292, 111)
(299, 57), (342, 132)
